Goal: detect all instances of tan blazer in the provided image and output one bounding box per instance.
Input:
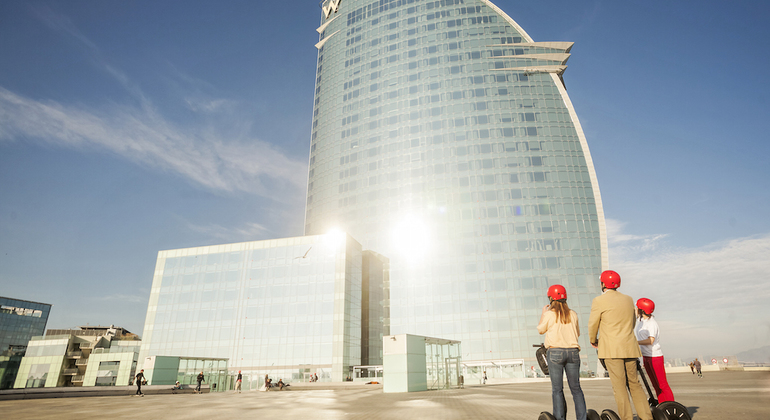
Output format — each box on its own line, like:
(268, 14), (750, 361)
(588, 289), (642, 359)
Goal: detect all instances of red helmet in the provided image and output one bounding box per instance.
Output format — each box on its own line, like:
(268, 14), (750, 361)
(637, 298), (655, 315)
(547, 284), (567, 301)
(600, 270), (621, 289)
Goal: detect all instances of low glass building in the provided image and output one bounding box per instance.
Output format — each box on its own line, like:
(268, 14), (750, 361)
(0, 297), (52, 389)
(139, 233), (388, 385)
(142, 355), (228, 391)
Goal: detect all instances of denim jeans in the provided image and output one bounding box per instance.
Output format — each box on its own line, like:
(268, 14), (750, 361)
(547, 348), (587, 420)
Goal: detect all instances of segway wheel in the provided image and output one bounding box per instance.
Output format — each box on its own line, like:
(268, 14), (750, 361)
(600, 409), (621, 420)
(651, 406), (668, 420)
(538, 412), (557, 420)
(657, 401), (692, 420)
(587, 408), (601, 420)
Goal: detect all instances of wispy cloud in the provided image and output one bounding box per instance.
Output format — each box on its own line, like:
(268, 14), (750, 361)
(98, 294), (148, 304)
(607, 220), (770, 357)
(185, 221), (272, 242)
(0, 6), (309, 198)
(0, 87), (308, 197)
(606, 218), (669, 260)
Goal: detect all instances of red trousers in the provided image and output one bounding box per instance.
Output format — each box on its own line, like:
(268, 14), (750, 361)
(643, 356), (674, 403)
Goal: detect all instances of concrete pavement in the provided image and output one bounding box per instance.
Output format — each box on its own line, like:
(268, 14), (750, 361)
(1, 371), (767, 419)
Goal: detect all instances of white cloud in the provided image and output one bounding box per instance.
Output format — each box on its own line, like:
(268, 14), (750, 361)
(2, 6), (308, 199)
(605, 218), (668, 259)
(185, 221), (272, 242)
(98, 294), (148, 304)
(0, 87), (308, 198)
(606, 221), (770, 358)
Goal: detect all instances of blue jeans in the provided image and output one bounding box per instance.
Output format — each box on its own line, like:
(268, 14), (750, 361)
(547, 348), (587, 420)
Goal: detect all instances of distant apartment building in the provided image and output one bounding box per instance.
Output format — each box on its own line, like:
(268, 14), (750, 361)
(139, 232), (389, 386)
(0, 297), (52, 389)
(14, 325), (140, 388)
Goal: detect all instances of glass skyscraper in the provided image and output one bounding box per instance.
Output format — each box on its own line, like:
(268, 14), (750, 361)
(306, 0), (607, 372)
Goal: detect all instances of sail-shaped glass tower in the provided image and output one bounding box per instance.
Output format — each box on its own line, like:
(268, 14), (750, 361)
(306, 0), (607, 373)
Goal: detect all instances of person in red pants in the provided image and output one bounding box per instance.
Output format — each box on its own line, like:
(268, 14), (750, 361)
(634, 298), (674, 403)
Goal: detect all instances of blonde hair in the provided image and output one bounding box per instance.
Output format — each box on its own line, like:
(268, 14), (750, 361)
(550, 300), (572, 324)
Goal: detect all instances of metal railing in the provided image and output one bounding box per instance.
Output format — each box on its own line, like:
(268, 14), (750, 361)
(66, 351), (83, 358)
(72, 375), (84, 382)
(79, 342), (95, 350)
(75, 358), (89, 366)
(62, 368), (79, 375)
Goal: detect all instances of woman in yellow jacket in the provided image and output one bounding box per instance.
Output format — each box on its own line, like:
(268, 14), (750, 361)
(537, 284), (586, 420)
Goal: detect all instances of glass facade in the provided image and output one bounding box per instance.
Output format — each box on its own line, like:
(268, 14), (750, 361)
(307, 0), (607, 372)
(139, 233), (388, 383)
(83, 340), (140, 387)
(13, 336), (69, 388)
(0, 297), (52, 389)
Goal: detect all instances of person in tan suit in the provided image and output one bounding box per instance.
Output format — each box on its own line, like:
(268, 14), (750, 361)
(588, 270), (652, 420)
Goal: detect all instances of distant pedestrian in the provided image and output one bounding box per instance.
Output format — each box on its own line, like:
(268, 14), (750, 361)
(277, 378), (285, 390)
(196, 371), (205, 393)
(314, 373), (318, 382)
(135, 369), (145, 396)
(483, 371), (487, 384)
(235, 371), (242, 393)
(689, 362), (694, 374)
(694, 358), (702, 378)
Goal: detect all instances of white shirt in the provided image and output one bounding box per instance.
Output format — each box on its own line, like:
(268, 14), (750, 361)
(635, 315), (663, 357)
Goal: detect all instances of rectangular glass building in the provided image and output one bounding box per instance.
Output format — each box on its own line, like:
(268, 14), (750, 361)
(0, 297), (52, 389)
(139, 233), (388, 385)
(306, 0), (607, 373)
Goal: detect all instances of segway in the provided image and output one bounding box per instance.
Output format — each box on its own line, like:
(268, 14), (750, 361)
(597, 358), (691, 420)
(635, 359), (692, 420)
(534, 344), (601, 420)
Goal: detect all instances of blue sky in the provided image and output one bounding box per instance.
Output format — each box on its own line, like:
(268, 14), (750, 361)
(1, 0), (769, 360)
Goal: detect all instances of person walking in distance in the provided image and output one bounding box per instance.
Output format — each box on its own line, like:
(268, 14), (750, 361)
(635, 298), (674, 403)
(693, 358), (702, 378)
(134, 369), (145, 396)
(196, 371), (205, 393)
(235, 370), (242, 393)
(483, 371), (487, 384)
(588, 270), (652, 420)
(537, 284), (587, 420)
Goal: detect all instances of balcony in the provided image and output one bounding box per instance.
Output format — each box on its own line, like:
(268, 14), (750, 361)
(62, 368), (79, 375)
(75, 358), (89, 366)
(66, 351), (83, 359)
(72, 375), (84, 383)
(79, 342), (95, 349)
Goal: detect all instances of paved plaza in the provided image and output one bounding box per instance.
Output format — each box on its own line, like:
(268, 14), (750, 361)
(2, 371), (768, 419)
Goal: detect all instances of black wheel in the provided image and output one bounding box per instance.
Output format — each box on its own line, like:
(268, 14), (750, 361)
(600, 409), (621, 420)
(651, 406), (668, 420)
(657, 401), (692, 420)
(538, 412), (557, 420)
(587, 408), (601, 420)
